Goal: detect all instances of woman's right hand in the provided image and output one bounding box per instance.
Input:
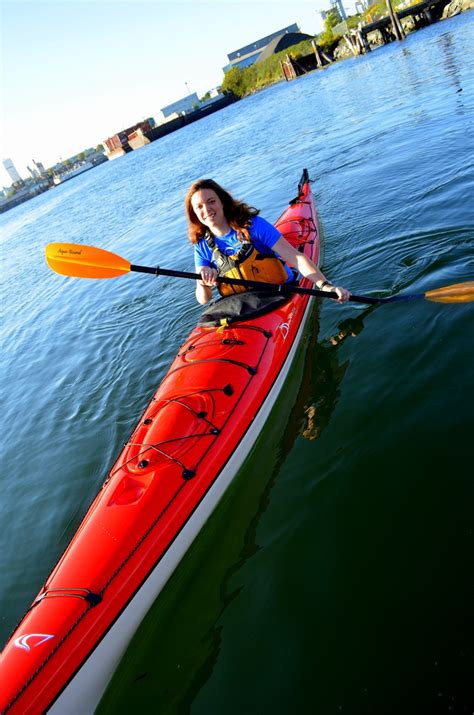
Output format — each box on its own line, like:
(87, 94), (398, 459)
(199, 267), (218, 286)
(323, 284), (351, 303)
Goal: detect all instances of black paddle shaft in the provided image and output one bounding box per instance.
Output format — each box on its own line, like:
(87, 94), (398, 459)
(129, 263), (383, 305)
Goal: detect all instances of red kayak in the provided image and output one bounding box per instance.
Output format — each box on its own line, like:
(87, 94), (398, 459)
(0, 170), (320, 714)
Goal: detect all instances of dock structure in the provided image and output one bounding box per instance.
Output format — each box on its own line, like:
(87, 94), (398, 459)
(280, 0), (452, 81)
(350, 0), (451, 54)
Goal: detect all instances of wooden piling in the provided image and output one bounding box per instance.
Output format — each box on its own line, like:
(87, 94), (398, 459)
(387, 0), (405, 40)
(343, 33), (360, 56)
(311, 39), (323, 68)
(357, 28), (371, 53)
(284, 54), (297, 80)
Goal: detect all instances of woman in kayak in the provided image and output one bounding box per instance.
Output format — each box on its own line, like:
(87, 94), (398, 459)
(185, 178), (351, 305)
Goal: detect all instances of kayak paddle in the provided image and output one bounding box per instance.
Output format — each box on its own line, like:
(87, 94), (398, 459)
(45, 243), (474, 306)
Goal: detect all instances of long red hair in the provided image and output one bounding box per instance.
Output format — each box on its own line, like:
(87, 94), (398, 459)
(184, 179), (259, 244)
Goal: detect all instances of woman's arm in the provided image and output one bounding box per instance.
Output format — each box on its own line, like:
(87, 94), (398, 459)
(195, 266), (218, 304)
(272, 237), (351, 303)
(195, 237), (351, 305)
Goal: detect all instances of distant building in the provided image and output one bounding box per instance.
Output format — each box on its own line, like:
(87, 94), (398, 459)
(127, 128), (150, 151)
(156, 89), (230, 125)
(103, 119), (156, 158)
(256, 31), (314, 64)
(3, 158), (22, 184)
(27, 160), (47, 179)
(160, 93), (200, 119)
(103, 134), (125, 155)
(331, 0), (347, 20)
(223, 24), (308, 72)
(33, 160), (46, 176)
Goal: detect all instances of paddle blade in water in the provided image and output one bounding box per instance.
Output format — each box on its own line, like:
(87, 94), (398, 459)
(45, 243), (131, 279)
(424, 281), (474, 303)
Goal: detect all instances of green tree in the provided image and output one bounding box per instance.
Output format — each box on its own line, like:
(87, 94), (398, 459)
(326, 6), (342, 26)
(318, 7), (344, 51)
(222, 67), (248, 98)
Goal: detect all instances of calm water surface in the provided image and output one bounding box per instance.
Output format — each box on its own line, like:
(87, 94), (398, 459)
(1, 14), (473, 714)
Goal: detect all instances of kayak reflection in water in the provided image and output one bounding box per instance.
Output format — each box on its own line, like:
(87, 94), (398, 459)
(184, 178), (351, 305)
(302, 308), (376, 441)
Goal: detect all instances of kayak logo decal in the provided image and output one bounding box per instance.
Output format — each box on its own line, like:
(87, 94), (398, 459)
(279, 309), (297, 340)
(13, 633), (55, 652)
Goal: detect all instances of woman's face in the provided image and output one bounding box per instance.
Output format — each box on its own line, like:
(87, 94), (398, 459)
(191, 188), (229, 235)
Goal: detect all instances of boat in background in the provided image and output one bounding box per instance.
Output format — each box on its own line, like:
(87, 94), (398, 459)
(0, 169), (320, 714)
(52, 162), (94, 185)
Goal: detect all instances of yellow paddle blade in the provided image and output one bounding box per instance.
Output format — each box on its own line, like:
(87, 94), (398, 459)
(425, 281), (474, 303)
(45, 243), (131, 279)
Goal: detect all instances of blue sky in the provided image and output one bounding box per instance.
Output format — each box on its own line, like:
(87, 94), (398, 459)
(1, 1), (355, 185)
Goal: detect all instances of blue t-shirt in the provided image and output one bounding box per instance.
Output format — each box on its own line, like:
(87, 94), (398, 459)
(194, 215), (293, 281)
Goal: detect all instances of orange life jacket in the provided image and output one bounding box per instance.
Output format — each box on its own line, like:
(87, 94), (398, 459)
(205, 234), (288, 297)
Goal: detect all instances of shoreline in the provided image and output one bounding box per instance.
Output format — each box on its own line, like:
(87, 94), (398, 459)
(2, 8), (471, 217)
(222, 4), (473, 99)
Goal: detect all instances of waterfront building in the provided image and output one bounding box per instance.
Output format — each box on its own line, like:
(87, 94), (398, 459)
(3, 158), (22, 185)
(160, 93), (200, 119)
(127, 128), (150, 150)
(103, 119), (155, 159)
(223, 24), (307, 72)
